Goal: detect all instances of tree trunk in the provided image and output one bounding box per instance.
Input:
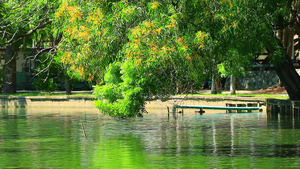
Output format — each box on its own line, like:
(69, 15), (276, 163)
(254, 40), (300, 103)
(230, 75), (236, 95)
(274, 13), (300, 100)
(211, 73), (217, 94)
(274, 55), (300, 100)
(2, 46), (16, 94)
(65, 78), (71, 95)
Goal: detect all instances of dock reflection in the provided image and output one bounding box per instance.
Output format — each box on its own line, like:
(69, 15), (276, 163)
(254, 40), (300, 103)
(155, 113), (300, 159)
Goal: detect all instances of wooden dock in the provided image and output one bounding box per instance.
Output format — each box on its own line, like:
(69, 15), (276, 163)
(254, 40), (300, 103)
(267, 99), (300, 115)
(171, 104), (263, 116)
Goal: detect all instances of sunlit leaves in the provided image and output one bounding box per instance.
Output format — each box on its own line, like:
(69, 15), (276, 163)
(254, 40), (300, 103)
(55, 0), (147, 82)
(89, 1), (209, 117)
(150, 1), (159, 9)
(195, 31), (209, 49)
(54, 0), (291, 117)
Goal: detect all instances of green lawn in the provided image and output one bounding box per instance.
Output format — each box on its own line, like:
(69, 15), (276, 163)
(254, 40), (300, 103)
(184, 93), (289, 100)
(0, 92), (289, 100)
(0, 92), (93, 97)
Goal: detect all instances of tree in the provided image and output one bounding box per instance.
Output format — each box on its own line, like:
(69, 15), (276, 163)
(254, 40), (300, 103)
(188, 0), (300, 99)
(55, 0), (300, 117)
(0, 0), (59, 94)
(56, 0), (209, 118)
(271, 1), (300, 100)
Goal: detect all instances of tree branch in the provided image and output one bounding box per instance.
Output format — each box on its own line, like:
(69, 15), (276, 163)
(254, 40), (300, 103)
(7, 19), (53, 45)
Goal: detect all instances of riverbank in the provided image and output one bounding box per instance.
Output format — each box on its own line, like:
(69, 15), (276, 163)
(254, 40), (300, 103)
(0, 88), (289, 115)
(0, 95), (94, 108)
(0, 89), (287, 107)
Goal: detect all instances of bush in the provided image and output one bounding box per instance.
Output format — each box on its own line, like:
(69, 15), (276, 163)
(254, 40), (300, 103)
(33, 78), (58, 92)
(93, 61), (145, 118)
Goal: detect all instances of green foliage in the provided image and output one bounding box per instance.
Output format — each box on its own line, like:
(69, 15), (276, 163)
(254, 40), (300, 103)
(32, 52), (84, 93)
(32, 53), (60, 92)
(0, 0), (59, 46)
(0, 1), (61, 94)
(55, 0), (148, 81)
(55, 0), (294, 117)
(217, 50), (251, 78)
(33, 78), (58, 92)
(94, 61), (145, 118)
(0, 92), (92, 96)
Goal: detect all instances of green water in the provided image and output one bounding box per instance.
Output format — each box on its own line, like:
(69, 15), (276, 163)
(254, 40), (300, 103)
(0, 109), (299, 169)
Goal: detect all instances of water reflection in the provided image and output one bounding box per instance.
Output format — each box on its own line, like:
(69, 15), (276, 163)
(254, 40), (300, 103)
(1, 108), (27, 119)
(267, 112), (300, 129)
(0, 109), (299, 168)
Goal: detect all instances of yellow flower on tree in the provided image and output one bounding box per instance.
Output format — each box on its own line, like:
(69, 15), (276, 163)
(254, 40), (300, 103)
(155, 28), (162, 35)
(181, 44), (188, 51)
(177, 36), (184, 43)
(78, 31), (90, 42)
(232, 20), (238, 28)
(196, 31), (208, 49)
(144, 21), (155, 28)
(102, 28), (108, 35)
(67, 6), (83, 23)
(61, 51), (72, 63)
(186, 56), (192, 61)
(132, 27), (141, 35)
(151, 2), (159, 9)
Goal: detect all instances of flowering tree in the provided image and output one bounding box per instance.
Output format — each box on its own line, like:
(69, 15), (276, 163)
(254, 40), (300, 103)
(56, 0), (209, 117)
(56, 0), (300, 117)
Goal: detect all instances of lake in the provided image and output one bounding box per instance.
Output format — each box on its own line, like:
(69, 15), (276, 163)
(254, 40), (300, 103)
(0, 108), (299, 168)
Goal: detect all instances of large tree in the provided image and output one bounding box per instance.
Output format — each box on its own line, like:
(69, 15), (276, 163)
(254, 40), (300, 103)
(56, 0), (208, 117)
(0, 0), (59, 94)
(272, 0), (300, 100)
(56, 0), (300, 117)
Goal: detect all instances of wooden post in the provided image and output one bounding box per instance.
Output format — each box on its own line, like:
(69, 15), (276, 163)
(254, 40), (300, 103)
(81, 122), (87, 138)
(167, 107), (170, 118)
(172, 105), (177, 119)
(200, 108), (205, 115)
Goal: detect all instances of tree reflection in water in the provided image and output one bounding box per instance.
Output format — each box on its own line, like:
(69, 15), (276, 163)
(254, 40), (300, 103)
(0, 109), (299, 168)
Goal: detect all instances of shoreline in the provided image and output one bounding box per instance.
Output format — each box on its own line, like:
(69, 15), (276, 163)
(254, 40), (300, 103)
(0, 94), (270, 108)
(0, 88), (292, 115)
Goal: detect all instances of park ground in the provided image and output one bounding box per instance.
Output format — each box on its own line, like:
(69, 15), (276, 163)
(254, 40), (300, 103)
(13, 86), (288, 97)
(198, 87), (287, 95)
(0, 87), (288, 115)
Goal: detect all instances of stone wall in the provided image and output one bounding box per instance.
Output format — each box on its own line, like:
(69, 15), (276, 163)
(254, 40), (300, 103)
(0, 95), (95, 108)
(236, 70), (279, 90)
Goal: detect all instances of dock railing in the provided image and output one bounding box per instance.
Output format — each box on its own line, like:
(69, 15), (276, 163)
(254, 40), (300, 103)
(171, 104), (263, 118)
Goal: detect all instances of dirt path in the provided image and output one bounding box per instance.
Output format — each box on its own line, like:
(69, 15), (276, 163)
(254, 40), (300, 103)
(252, 87), (287, 94)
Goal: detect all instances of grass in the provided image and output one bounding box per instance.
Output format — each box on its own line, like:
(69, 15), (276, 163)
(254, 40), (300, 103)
(0, 92), (93, 97)
(0, 91), (289, 100)
(183, 93), (289, 100)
